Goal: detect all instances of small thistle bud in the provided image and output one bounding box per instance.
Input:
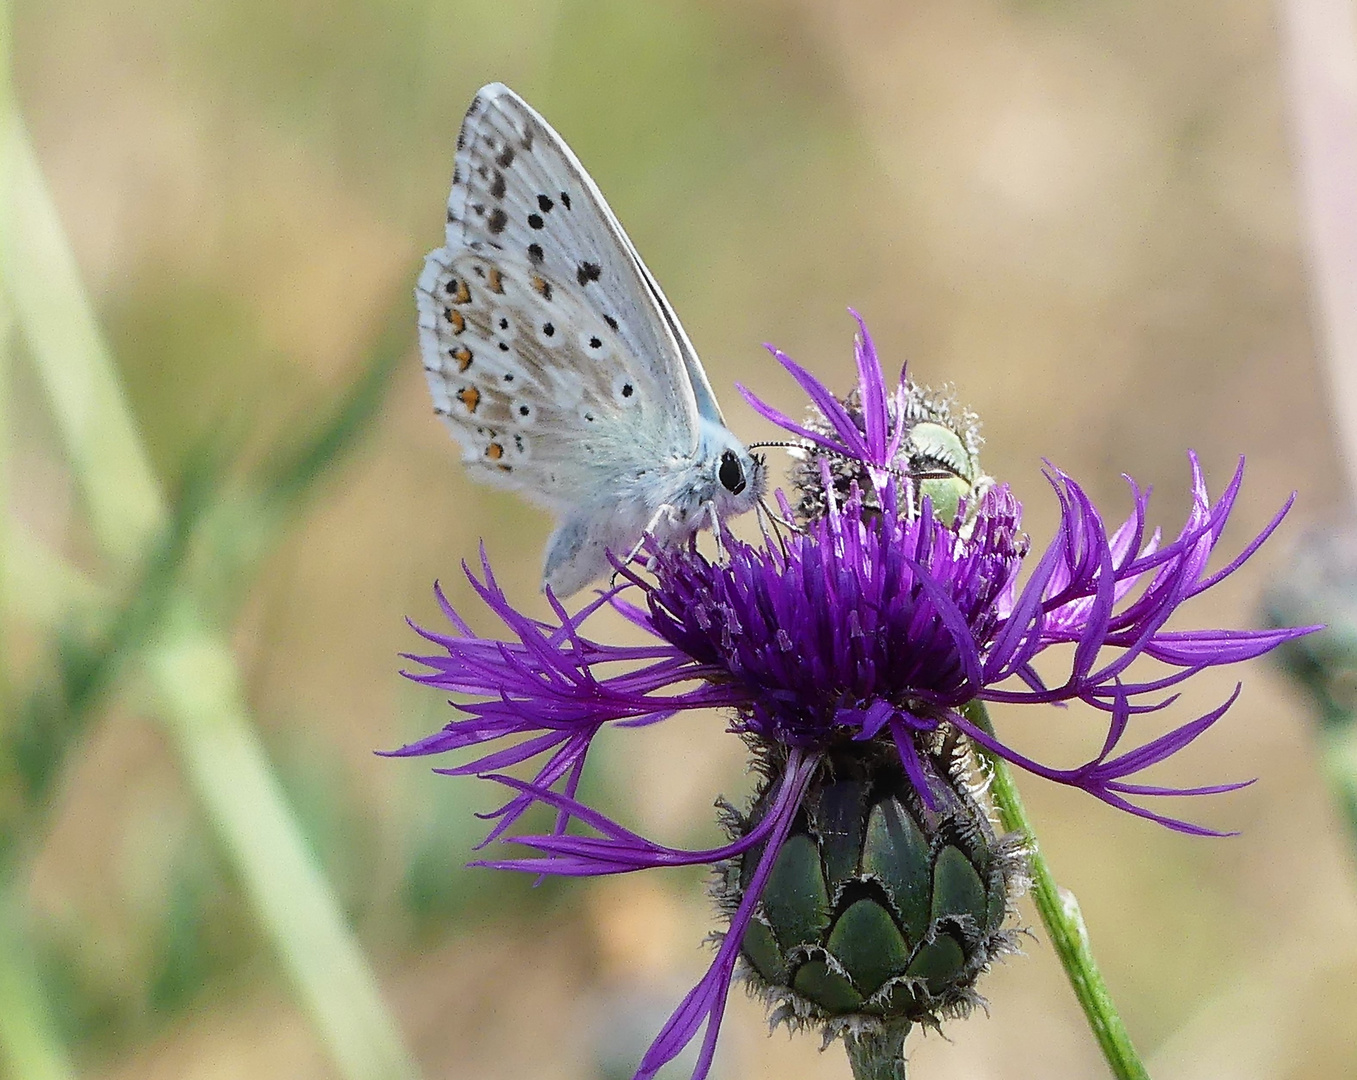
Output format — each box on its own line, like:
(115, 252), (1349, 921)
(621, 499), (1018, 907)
(788, 376), (987, 528)
(719, 736), (1025, 1037)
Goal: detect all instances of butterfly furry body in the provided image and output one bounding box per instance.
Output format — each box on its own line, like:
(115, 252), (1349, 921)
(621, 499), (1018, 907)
(417, 83), (762, 595)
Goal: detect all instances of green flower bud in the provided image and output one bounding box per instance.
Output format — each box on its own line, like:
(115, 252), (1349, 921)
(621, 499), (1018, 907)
(788, 379), (989, 529)
(718, 733), (1025, 1038)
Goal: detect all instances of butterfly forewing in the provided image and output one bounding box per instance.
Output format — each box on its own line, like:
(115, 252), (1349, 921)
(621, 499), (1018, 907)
(443, 83), (708, 442)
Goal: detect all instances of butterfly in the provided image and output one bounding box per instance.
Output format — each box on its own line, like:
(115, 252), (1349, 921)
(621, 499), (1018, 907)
(416, 83), (764, 597)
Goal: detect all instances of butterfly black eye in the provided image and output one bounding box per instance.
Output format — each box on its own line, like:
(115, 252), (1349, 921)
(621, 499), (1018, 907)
(719, 450), (746, 495)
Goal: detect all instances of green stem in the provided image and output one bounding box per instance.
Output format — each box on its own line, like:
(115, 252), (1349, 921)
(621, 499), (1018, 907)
(964, 701), (1150, 1080)
(844, 1022), (911, 1080)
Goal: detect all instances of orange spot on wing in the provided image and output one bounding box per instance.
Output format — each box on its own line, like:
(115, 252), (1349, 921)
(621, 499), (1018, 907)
(458, 387), (481, 413)
(448, 277), (471, 304)
(486, 441), (504, 460)
(488, 267), (504, 294)
(448, 309), (465, 333)
(453, 346), (473, 371)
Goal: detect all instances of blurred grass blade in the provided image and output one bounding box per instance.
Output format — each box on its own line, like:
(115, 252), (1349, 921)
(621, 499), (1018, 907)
(0, 115), (165, 564)
(259, 307), (405, 511)
(5, 454), (217, 833)
(2, 521), (109, 626)
(193, 294), (408, 616)
(1280, 0), (1357, 502)
(148, 605), (420, 1080)
(0, 888), (78, 1080)
(2, 0), (15, 699)
(0, 8), (76, 1077)
(3, 90), (424, 1080)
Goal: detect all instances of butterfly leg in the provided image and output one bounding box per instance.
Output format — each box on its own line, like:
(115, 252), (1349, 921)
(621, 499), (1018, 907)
(754, 497), (790, 556)
(704, 500), (728, 562)
(611, 504), (681, 587)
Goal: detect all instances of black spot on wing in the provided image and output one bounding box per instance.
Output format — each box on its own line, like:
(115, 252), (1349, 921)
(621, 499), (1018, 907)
(527, 213), (544, 229)
(537, 193), (553, 212)
(560, 191), (572, 210)
(576, 261), (601, 286)
(488, 208), (508, 234)
(521, 128), (534, 150)
(528, 243), (544, 263)
(604, 314), (618, 330)
(496, 146), (515, 168)
(490, 172), (506, 198)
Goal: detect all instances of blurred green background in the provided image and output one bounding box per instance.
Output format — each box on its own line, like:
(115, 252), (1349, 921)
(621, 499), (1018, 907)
(5, 1), (1356, 1078)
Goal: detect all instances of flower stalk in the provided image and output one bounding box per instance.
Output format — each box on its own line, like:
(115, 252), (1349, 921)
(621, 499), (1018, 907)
(844, 1021), (911, 1080)
(965, 700), (1149, 1080)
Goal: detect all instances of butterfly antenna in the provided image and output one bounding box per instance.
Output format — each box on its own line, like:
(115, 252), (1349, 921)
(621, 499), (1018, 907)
(749, 439), (966, 487)
(747, 440), (807, 453)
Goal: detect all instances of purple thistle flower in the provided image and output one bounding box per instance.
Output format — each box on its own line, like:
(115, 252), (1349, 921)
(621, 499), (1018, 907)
(392, 317), (1316, 1080)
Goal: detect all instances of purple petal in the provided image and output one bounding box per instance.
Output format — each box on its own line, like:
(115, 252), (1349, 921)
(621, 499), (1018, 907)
(633, 751), (819, 1080)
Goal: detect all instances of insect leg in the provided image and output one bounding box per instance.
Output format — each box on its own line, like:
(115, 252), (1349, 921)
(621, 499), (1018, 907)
(755, 496), (792, 558)
(618, 503), (680, 571)
(704, 500), (728, 561)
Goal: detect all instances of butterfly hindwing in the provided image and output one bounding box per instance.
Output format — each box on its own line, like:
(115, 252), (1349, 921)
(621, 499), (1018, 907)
(444, 83), (712, 440)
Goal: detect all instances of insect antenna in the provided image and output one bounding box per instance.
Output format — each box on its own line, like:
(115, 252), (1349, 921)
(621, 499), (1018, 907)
(750, 439), (967, 487)
(747, 440), (806, 453)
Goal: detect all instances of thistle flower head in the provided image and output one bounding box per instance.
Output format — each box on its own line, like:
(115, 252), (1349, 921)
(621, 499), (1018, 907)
(640, 478), (1024, 750)
(392, 315), (1316, 1080)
